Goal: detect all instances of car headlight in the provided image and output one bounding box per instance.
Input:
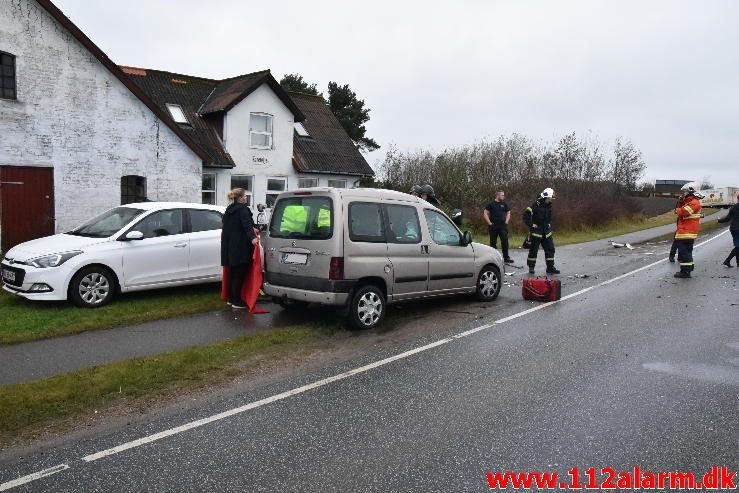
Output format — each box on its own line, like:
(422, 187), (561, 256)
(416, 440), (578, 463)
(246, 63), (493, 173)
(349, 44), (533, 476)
(24, 251), (83, 268)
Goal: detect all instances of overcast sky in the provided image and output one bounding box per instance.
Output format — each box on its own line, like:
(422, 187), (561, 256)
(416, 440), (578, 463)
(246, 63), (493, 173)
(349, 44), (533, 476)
(54, 0), (739, 187)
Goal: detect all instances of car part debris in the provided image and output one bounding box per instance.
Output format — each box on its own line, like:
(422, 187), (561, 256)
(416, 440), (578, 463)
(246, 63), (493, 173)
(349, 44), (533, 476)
(609, 241), (634, 250)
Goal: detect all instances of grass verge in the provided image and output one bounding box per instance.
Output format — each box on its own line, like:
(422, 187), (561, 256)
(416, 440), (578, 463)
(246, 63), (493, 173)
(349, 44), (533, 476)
(0, 323), (340, 444)
(0, 283), (226, 345)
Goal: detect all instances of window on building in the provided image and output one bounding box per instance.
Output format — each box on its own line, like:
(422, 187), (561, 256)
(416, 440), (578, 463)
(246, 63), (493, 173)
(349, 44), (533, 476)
(265, 177), (287, 208)
(250, 113), (273, 149)
(327, 179), (347, 189)
(230, 175), (253, 206)
(166, 104), (189, 125)
(298, 177), (318, 188)
(294, 122), (310, 137)
(202, 173), (216, 205)
(120, 175), (147, 205)
(1, 52), (16, 100)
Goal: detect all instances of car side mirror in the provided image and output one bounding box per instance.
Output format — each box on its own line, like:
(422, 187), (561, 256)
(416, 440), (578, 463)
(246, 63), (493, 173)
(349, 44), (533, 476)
(462, 231), (473, 246)
(122, 231), (144, 241)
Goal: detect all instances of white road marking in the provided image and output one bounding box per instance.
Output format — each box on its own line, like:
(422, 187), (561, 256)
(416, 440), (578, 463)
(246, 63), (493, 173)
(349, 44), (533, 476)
(2, 228), (730, 489)
(0, 464), (70, 491)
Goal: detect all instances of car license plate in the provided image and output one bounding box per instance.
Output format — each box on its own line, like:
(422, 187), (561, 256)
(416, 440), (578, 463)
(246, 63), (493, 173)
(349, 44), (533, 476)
(281, 253), (308, 265)
(2, 268), (15, 282)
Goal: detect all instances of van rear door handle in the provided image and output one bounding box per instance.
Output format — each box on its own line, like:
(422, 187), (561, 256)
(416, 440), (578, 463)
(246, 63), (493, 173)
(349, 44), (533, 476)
(173, 243), (188, 248)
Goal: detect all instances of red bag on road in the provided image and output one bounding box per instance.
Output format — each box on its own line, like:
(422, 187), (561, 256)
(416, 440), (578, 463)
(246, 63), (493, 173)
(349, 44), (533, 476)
(522, 277), (561, 301)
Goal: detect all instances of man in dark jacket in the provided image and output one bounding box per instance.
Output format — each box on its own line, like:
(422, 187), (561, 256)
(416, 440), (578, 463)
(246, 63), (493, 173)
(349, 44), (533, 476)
(718, 194), (739, 267)
(221, 188), (258, 309)
(484, 190), (514, 264)
(523, 187), (560, 275)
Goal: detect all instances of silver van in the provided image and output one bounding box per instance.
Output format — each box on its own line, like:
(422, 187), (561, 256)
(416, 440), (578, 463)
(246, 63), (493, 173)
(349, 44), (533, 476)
(263, 188), (503, 329)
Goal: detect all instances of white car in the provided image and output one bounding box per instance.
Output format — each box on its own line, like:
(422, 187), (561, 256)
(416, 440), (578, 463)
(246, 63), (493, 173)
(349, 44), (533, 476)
(1, 202), (225, 308)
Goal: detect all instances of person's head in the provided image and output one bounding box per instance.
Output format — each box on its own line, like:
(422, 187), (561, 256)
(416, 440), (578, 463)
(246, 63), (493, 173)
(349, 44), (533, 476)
(419, 184), (435, 200)
(410, 184), (421, 197)
(680, 182), (704, 200)
(227, 188), (248, 204)
(540, 187), (555, 204)
(495, 190), (505, 202)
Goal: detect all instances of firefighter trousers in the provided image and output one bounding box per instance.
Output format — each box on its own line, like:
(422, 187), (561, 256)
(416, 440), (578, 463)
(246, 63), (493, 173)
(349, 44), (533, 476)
(527, 233), (555, 268)
(676, 239), (695, 273)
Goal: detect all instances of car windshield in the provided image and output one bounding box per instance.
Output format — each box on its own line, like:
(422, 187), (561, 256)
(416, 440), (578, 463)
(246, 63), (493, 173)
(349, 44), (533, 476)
(269, 196), (333, 240)
(68, 207), (145, 238)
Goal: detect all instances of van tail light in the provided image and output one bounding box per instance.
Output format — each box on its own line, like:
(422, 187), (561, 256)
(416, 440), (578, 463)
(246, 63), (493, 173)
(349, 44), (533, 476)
(329, 257), (344, 280)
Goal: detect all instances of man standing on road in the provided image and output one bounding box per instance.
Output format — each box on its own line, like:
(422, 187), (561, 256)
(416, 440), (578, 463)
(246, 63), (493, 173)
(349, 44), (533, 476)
(523, 187), (560, 275)
(484, 190), (514, 264)
(718, 193), (739, 267)
(673, 183), (704, 278)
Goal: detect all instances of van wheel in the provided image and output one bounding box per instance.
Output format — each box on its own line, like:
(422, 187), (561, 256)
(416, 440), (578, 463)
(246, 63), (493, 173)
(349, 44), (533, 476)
(348, 285), (385, 330)
(476, 264), (501, 301)
(70, 266), (116, 308)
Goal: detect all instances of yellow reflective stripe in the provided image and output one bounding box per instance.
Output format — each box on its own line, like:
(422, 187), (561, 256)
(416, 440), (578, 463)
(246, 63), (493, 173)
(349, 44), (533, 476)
(546, 257), (555, 261)
(531, 233), (542, 238)
(687, 214), (701, 219)
(525, 207), (532, 213)
(545, 232), (553, 238)
(527, 257), (537, 261)
(674, 233), (698, 239)
(679, 262), (694, 266)
(683, 205), (694, 214)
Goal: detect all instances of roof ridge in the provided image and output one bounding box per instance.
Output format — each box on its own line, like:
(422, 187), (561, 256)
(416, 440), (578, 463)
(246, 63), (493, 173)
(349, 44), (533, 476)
(120, 65), (220, 83)
(216, 69), (271, 83)
(286, 90), (326, 101)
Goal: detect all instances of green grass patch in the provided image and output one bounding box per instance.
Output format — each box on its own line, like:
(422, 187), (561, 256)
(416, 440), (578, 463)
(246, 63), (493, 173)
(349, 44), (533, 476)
(0, 323), (339, 441)
(0, 283), (226, 345)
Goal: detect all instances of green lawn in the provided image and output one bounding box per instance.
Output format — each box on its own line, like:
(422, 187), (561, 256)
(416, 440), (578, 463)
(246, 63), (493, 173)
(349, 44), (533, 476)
(0, 283), (226, 345)
(0, 323), (339, 442)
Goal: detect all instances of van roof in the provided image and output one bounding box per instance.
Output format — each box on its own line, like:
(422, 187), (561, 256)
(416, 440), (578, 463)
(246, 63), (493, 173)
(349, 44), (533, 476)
(282, 187), (425, 204)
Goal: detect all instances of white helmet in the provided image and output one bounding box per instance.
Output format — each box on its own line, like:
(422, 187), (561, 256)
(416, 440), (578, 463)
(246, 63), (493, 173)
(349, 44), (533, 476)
(540, 187), (555, 199)
(680, 182), (705, 199)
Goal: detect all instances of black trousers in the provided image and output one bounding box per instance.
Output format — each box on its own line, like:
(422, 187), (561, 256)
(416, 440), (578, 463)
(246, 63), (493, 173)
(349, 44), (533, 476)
(488, 224), (510, 260)
(676, 240), (695, 272)
(527, 233), (555, 268)
(229, 263), (249, 304)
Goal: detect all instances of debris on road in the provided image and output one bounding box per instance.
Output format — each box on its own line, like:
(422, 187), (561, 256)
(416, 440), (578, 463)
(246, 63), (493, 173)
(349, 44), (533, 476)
(609, 241), (634, 250)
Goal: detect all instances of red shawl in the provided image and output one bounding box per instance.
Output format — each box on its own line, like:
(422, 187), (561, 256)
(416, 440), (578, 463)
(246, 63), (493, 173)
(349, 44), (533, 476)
(221, 228), (269, 314)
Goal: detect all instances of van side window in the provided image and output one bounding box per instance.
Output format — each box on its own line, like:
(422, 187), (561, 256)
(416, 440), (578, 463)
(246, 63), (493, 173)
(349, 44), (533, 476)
(386, 205), (421, 244)
(349, 202), (385, 243)
(423, 209), (461, 246)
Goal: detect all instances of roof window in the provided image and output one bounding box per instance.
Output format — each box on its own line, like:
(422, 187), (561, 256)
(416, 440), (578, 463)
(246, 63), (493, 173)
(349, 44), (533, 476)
(166, 104), (189, 124)
(294, 122), (310, 137)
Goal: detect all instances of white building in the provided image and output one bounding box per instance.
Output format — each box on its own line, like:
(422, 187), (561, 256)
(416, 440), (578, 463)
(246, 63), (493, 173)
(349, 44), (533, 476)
(0, 0), (374, 252)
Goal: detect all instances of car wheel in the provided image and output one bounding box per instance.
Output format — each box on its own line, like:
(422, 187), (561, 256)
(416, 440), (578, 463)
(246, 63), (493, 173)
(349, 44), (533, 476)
(348, 284), (386, 330)
(70, 266), (116, 308)
(476, 264), (501, 301)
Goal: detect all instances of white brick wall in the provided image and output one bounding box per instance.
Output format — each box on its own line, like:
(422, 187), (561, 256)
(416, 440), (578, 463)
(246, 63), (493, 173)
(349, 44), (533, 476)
(0, 0), (203, 232)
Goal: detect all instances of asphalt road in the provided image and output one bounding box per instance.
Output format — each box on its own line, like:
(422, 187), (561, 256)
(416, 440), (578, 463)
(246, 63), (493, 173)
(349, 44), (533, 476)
(1, 225), (737, 492)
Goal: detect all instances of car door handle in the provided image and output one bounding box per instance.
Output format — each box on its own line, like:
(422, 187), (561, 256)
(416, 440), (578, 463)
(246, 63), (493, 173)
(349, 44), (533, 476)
(173, 243), (188, 248)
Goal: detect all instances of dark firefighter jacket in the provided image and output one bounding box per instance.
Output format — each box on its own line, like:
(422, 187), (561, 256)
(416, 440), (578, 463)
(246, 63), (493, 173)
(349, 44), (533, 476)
(523, 198), (553, 238)
(718, 202), (739, 231)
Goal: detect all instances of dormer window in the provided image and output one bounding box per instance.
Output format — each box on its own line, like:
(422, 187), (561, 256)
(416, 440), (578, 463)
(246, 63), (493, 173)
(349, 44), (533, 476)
(250, 113), (273, 149)
(294, 122), (310, 137)
(166, 104), (189, 125)
(1, 52), (16, 100)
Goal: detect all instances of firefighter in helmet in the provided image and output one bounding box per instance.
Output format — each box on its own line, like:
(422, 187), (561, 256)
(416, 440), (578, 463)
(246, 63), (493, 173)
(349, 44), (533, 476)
(673, 182), (704, 278)
(419, 184), (440, 206)
(410, 185), (421, 197)
(523, 187), (560, 275)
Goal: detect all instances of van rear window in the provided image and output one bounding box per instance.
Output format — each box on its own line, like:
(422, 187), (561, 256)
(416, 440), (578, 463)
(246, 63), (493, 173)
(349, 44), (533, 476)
(269, 196), (333, 239)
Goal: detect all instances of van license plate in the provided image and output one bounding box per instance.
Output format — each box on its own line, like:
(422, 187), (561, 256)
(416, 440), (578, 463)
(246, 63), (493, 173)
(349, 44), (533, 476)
(2, 268), (15, 282)
(281, 253), (308, 265)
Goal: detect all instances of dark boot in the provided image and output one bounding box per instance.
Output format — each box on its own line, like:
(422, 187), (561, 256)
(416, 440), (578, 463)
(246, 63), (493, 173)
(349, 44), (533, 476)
(546, 261), (560, 274)
(674, 271), (691, 278)
(724, 248), (737, 267)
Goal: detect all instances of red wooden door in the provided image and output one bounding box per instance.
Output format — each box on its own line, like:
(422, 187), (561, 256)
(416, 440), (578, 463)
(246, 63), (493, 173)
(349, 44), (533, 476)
(0, 166), (55, 253)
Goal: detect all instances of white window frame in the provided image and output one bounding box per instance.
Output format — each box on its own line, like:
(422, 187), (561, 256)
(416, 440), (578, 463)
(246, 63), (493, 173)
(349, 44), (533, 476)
(202, 173), (217, 205)
(250, 112), (273, 149)
(298, 177), (319, 188)
(166, 104), (189, 125)
(327, 179), (347, 189)
(266, 176), (288, 208)
(230, 175), (254, 206)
